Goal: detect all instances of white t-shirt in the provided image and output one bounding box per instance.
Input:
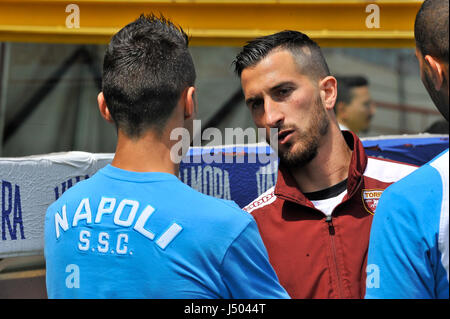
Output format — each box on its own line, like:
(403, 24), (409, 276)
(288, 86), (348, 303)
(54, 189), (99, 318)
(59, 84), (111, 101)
(304, 179), (348, 217)
(310, 189), (347, 217)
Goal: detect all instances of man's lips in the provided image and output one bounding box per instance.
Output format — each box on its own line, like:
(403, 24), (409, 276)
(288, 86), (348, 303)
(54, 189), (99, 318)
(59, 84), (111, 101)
(278, 129), (295, 144)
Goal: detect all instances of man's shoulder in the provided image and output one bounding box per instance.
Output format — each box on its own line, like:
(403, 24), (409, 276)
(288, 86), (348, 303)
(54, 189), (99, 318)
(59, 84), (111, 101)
(45, 175), (101, 236)
(386, 149), (448, 195)
(47, 172), (100, 210)
(243, 186), (277, 214)
(162, 186), (256, 254)
(191, 189), (253, 223)
(371, 150), (449, 264)
(377, 156), (446, 215)
(429, 148), (449, 180)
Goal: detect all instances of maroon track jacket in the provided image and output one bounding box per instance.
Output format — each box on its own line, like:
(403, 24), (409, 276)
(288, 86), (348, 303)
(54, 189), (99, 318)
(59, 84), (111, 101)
(244, 131), (417, 299)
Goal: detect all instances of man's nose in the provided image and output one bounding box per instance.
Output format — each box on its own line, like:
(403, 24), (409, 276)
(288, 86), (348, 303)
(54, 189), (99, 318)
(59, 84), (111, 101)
(264, 100), (284, 128)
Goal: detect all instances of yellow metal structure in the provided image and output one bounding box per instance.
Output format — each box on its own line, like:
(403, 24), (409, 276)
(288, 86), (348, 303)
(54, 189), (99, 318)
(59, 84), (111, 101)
(0, 0), (422, 47)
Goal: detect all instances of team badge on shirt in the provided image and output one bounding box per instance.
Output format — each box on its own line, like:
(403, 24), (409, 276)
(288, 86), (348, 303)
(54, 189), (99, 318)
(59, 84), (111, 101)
(362, 189), (384, 215)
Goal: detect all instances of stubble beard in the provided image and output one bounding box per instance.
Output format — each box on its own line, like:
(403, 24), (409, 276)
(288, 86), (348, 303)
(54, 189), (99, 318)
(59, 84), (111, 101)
(277, 98), (330, 169)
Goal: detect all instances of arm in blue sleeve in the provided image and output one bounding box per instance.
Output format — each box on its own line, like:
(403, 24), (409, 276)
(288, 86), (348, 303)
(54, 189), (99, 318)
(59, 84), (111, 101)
(220, 219), (290, 299)
(365, 168), (442, 299)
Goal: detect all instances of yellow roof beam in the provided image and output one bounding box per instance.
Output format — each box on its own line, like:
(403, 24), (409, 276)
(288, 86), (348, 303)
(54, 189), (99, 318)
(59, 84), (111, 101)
(0, 0), (422, 47)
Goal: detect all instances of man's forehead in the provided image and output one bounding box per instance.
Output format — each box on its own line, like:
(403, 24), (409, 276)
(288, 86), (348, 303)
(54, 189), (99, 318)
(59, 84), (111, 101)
(241, 49), (311, 90)
(247, 49), (299, 72)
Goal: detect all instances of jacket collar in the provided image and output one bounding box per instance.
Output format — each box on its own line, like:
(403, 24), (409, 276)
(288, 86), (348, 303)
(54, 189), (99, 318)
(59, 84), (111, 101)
(274, 131), (368, 207)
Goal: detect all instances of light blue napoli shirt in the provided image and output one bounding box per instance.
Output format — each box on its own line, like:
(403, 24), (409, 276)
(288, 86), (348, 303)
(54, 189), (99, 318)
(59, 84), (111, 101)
(44, 164), (290, 299)
(365, 149), (449, 299)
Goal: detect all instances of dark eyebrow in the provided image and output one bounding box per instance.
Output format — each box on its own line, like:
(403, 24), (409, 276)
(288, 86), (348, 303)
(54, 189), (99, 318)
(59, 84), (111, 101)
(245, 96), (262, 106)
(269, 81), (296, 93)
(245, 81), (296, 106)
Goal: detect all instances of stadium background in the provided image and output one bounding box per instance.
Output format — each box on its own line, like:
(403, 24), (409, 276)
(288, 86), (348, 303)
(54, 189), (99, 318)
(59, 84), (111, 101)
(0, 0), (447, 298)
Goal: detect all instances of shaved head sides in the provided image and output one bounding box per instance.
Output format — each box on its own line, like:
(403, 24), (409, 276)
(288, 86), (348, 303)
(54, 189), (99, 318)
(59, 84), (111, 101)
(233, 30), (330, 81)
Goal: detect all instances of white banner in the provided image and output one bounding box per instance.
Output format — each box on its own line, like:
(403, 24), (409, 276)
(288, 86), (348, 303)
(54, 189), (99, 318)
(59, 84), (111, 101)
(0, 152), (113, 258)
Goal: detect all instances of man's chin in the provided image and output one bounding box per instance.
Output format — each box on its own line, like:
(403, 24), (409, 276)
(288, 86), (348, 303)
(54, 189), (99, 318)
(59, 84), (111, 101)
(279, 146), (318, 169)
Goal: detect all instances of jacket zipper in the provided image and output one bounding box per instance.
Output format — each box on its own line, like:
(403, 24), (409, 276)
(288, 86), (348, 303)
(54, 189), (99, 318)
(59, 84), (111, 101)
(325, 216), (345, 298)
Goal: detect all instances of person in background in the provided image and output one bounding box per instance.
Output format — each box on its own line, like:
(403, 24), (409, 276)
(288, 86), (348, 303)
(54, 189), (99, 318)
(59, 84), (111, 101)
(44, 14), (289, 299)
(334, 75), (376, 135)
(233, 30), (417, 298)
(365, 0), (448, 299)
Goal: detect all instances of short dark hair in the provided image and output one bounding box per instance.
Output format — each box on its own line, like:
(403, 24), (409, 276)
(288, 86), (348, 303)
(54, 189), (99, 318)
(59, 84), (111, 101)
(335, 75), (369, 111)
(102, 14), (196, 138)
(414, 0), (449, 62)
(233, 30), (330, 80)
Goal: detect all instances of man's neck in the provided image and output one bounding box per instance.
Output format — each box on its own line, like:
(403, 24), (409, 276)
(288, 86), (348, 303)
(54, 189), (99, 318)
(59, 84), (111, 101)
(289, 127), (353, 194)
(111, 130), (179, 176)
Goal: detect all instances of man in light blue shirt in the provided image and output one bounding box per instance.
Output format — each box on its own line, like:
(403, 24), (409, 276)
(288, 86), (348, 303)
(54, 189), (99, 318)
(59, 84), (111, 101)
(365, 0), (449, 299)
(44, 14), (289, 299)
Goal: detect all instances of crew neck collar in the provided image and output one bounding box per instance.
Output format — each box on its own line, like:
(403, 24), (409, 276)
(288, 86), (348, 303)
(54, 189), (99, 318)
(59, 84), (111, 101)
(99, 164), (179, 183)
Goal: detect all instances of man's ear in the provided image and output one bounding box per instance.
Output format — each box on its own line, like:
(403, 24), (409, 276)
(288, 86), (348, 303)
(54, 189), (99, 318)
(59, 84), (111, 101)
(424, 55), (445, 90)
(319, 76), (338, 111)
(184, 86), (196, 120)
(97, 92), (114, 123)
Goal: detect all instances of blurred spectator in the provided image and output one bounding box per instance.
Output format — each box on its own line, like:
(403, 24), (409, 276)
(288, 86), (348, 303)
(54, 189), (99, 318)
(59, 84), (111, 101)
(335, 75), (376, 134)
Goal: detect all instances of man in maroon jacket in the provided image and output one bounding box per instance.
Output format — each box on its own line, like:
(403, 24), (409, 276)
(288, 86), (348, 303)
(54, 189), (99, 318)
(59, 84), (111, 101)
(233, 31), (417, 298)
